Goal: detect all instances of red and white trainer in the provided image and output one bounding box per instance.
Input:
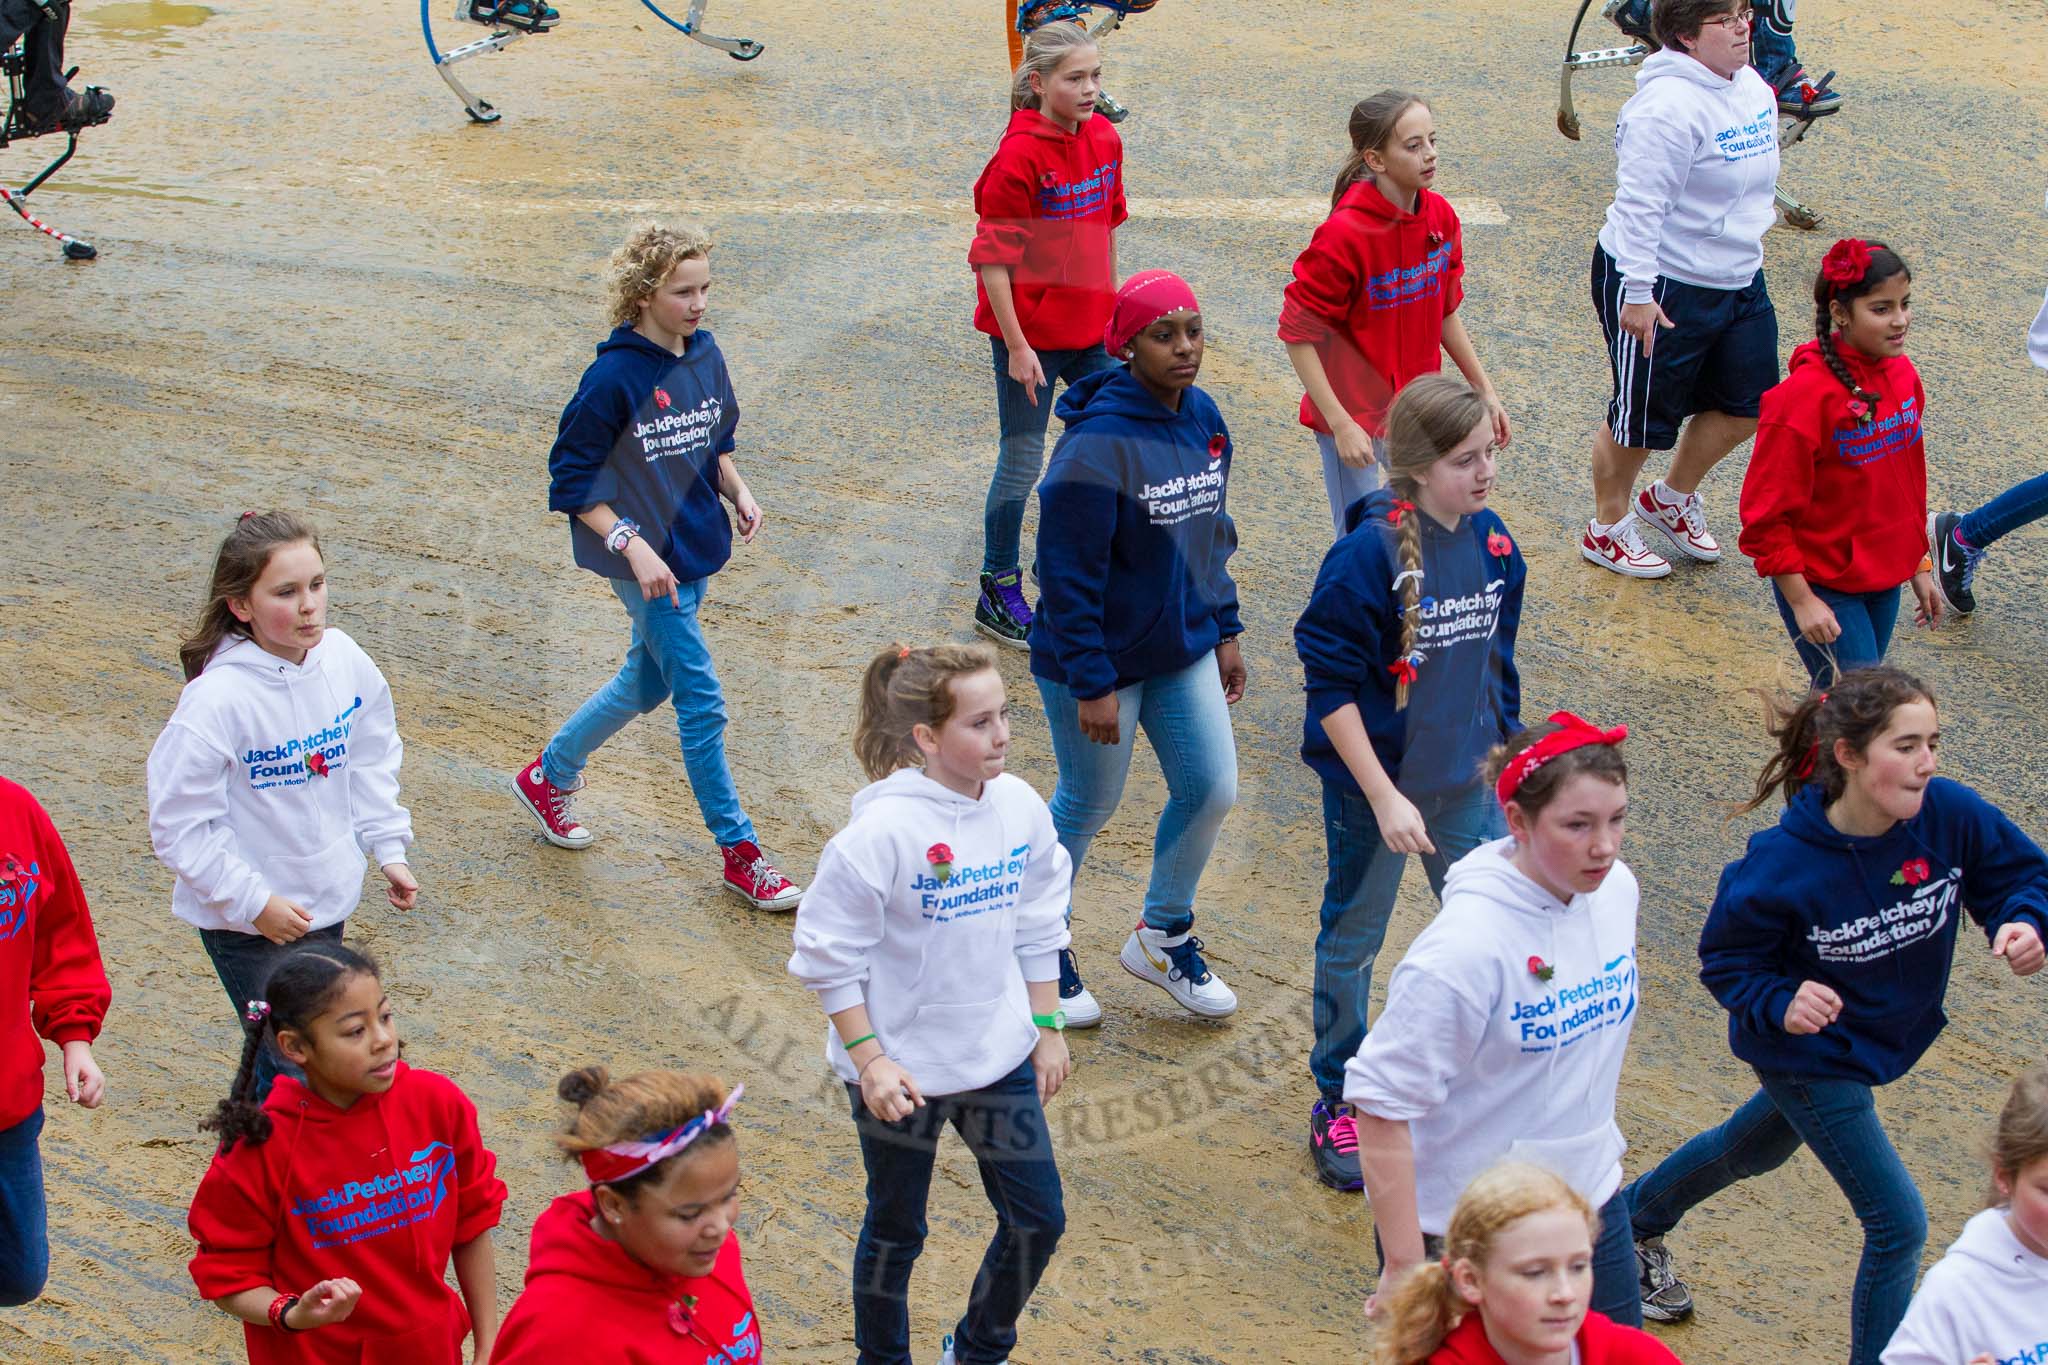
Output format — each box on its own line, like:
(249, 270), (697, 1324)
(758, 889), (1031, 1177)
(511, 754), (593, 849)
(721, 841), (803, 911)
(1581, 516), (1673, 579)
(1634, 481), (1722, 561)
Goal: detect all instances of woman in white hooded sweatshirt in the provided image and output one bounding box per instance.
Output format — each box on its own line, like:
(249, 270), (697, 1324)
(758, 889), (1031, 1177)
(145, 512), (413, 1102)
(788, 642), (1072, 1365)
(1348, 713), (1643, 1326)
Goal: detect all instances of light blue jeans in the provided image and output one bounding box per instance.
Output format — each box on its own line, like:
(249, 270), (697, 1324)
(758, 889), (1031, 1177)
(1035, 652), (1237, 937)
(542, 576), (753, 848)
(1315, 429), (1388, 539)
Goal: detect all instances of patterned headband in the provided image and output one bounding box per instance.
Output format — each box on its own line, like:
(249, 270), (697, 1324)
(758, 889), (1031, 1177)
(579, 1084), (744, 1185)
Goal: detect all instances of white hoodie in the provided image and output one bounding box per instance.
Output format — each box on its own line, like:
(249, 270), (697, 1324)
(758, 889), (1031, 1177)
(1882, 1208), (2048, 1365)
(1596, 50), (1781, 302)
(1345, 839), (1640, 1233)
(787, 768), (1072, 1099)
(146, 629), (411, 934)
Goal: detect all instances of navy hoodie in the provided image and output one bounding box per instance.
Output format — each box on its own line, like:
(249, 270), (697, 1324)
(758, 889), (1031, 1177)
(1293, 490), (1524, 798)
(1030, 367), (1241, 701)
(1700, 777), (2048, 1086)
(546, 325), (738, 584)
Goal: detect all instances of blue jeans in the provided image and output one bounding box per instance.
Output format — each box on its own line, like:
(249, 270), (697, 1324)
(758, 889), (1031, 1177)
(199, 922), (346, 1103)
(1036, 653), (1237, 937)
(1310, 778), (1504, 1104)
(1627, 1072), (1926, 1365)
(541, 576), (753, 848)
(1770, 581), (1900, 687)
(848, 1058), (1064, 1365)
(1959, 470), (2048, 548)
(1751, 0), (1797, 74)
(984, 337), (1118, 576)
(0, 1108), (46, 1307)
(1314, 429), (1388, 539)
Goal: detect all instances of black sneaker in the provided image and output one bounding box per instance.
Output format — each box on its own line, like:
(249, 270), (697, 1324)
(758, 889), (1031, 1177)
(1309, 1100), (1363, 1191)
(974, 570), (1032, 650)
(1928, 511), (1982, 615)
(1758, 59), (1844, 116)
(466, 0), (560, 29)
(1636, 1236), (1695, 1322)
(1057, 947), (1102, 1028)
(25, 85), (115, 136)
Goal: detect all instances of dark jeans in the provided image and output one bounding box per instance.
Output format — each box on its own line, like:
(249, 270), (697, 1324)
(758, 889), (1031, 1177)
(983, 336), (1118, 576)
(1627, 1071), (1926, 1365)
(847, 1058), (1065, 1365)
(1959, 470), (2048, 549)
(1374, 1188), (1641, 1327)
(0, 0), (73, 125)
(0, 1108), (47, 1307)
(1770, 581), (1900, 687)
(199, 923), (346, 1102)
(1310, 778), (1503, 1103)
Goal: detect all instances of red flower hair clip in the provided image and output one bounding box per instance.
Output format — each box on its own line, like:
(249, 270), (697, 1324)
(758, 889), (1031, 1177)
(1821, 238), (1873, 286)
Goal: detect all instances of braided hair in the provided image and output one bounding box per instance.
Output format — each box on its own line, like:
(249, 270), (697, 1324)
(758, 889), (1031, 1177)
(1812, 240), (1911, 427)
(1380, 374), (1490, 709)
(199, 943), (380, 1152)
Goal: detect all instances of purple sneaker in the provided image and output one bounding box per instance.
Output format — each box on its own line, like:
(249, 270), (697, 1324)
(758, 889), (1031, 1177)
(1310, 1100), (1363, 1190)
(975, 569), (1033, 650)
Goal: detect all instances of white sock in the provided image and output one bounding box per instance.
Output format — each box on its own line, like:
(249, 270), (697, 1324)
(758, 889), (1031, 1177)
(1590, 517), (1614, 538)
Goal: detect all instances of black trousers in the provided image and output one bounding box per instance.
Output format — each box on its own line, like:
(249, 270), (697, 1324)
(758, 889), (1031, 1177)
(1, 0), (74, 126)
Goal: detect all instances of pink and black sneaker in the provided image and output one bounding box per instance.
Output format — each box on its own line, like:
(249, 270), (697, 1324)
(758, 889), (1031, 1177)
(721, 841), (802, 911)
(1310, 1099), (1363, 1191)
(511, 754), (593, 849)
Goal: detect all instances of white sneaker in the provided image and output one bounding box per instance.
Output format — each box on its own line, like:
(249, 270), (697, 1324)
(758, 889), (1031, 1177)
(1635, 481), (1722, 561)
(938, 1334), (957, 1365)
(1119, 923), (1238, 1018)
(1581, 515), (1672, 579)
(1058, 947), (1103, 1029)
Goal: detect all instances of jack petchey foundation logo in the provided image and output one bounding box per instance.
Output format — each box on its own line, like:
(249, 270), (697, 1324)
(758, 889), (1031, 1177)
(1805, 869), (1956, 964)
(241, 697), (363, 790)
(289, 1141), (457, 1249)
(1510, 953), (1639, 1053)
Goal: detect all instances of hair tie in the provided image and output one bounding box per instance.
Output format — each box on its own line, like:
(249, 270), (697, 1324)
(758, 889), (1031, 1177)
(239, 510), (260, 522)
(1387, 499), (1415, 528)
(579, 1084), (744, 1185)
(243, 999), (271, 1026)
(898, 645), (911, 659)
(1793, 742), (1821, 779)
(1820, 238), (1873, 286)
(1387, 652), (1423, 686)
(1495, 711), (1629, 808)
(1390, 568), (1425, 593)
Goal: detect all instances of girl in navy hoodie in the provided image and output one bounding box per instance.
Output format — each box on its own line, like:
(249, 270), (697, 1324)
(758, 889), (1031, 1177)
(510, 220), (801, 913)
(1293, 372), (1523, 1193)
(1032, 269), (1244, 1027)
(970, 19), (1125, 647)
(1739, 240), (1939, 685)
(1624, 666), (2048, 1364)
(1279, 90), (1509, 536)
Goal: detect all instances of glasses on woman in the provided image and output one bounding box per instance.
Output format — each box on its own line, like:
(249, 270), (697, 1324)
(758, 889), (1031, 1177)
(1702, 10), (1756, 31)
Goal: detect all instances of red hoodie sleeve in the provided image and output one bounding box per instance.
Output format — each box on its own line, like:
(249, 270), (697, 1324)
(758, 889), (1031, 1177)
(1739, 377), (1826, 578)
(447, 1082), (508, 1245)
(1106, 125), (1128, 230)
(20, 793), (109, 1048)
(969, 142), (1036, 270)
(1277, 215), (1358, 346)
(188, 1148), (280, 1300)
(1439, 210), (1466, 318)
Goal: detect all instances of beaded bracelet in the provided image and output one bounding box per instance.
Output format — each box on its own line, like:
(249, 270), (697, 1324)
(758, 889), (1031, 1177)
(268, 1292), (302, 1332)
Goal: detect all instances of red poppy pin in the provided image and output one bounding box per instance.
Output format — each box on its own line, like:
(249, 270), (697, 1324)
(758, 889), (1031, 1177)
(667, 1294), (700, 1337)
(1487, 530), (1513, 560)
(1040, 171), (1059, 189)
(654, 387), (672, 410)
(1890, 857), (1931, 887)
(1527, 955), (1555, 983)
(1842, 397), (1871, 426)
(1208, 435), (1226, 459)
(927, 843), (955, 883)
(306, 751), (330, 778)
(0, 854), (22, 887)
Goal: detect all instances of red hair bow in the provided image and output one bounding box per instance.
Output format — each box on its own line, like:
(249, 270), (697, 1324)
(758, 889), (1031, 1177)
(1387, 654), (1420, 686)
(1495, 711), (1628, 808)
(1821, 239), (1873, 286)
(1388, 499), (1416, 527)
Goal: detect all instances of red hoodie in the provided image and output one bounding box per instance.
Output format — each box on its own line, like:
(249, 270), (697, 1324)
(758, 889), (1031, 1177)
(187, 1062), (508, 1364)
(1739, 337), (1927, 593)
(0, 776), (110, 1132)
(1428, 1309), (1683, 1364)
(1278, 180), (1466, 437)
(492, 1191), (758, 1365)
(969, 107), (1127, 352)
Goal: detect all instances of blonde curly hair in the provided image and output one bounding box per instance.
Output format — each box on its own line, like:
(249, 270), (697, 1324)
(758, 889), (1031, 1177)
(605, 220), (715, 327)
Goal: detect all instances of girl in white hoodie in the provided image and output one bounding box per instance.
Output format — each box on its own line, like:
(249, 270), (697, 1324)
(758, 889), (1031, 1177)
(788, 641), (1072, 1365)
(1348, 713), (1644, 1327)
(147, 512), (414, 1101)
(1883, 1063), (2048, 1365)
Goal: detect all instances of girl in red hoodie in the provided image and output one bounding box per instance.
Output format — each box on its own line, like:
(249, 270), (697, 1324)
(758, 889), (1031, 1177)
(493, 1065), (757, 1365)
(187, 944), (506, 1363)
(968, 18), (1125, 648)
(0, 776), (110, 1308)
(1739, 239), (1939, 686)
(1281, 89), (1510, 537)
(1373, 1163), (1682, 1365)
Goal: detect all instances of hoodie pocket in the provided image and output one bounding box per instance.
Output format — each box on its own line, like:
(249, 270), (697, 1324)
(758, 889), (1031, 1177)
(261, 832), (369, 923)
(894, 997), (1031, 1080)
(1506, 1122), (1627, 1203)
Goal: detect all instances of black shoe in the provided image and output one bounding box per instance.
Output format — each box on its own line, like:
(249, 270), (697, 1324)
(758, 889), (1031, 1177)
(1309, 1100), (1363, 1191)
(973, 570), (1032, 651)
(25, 85), (114, 136)
(1928, 511), (1982, 615)
(466, 0), (559, 30)
(1758, 59), (1844, 116)
(1636, 1237), (1695, 1323)
(1604, 0), (1653, 43)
